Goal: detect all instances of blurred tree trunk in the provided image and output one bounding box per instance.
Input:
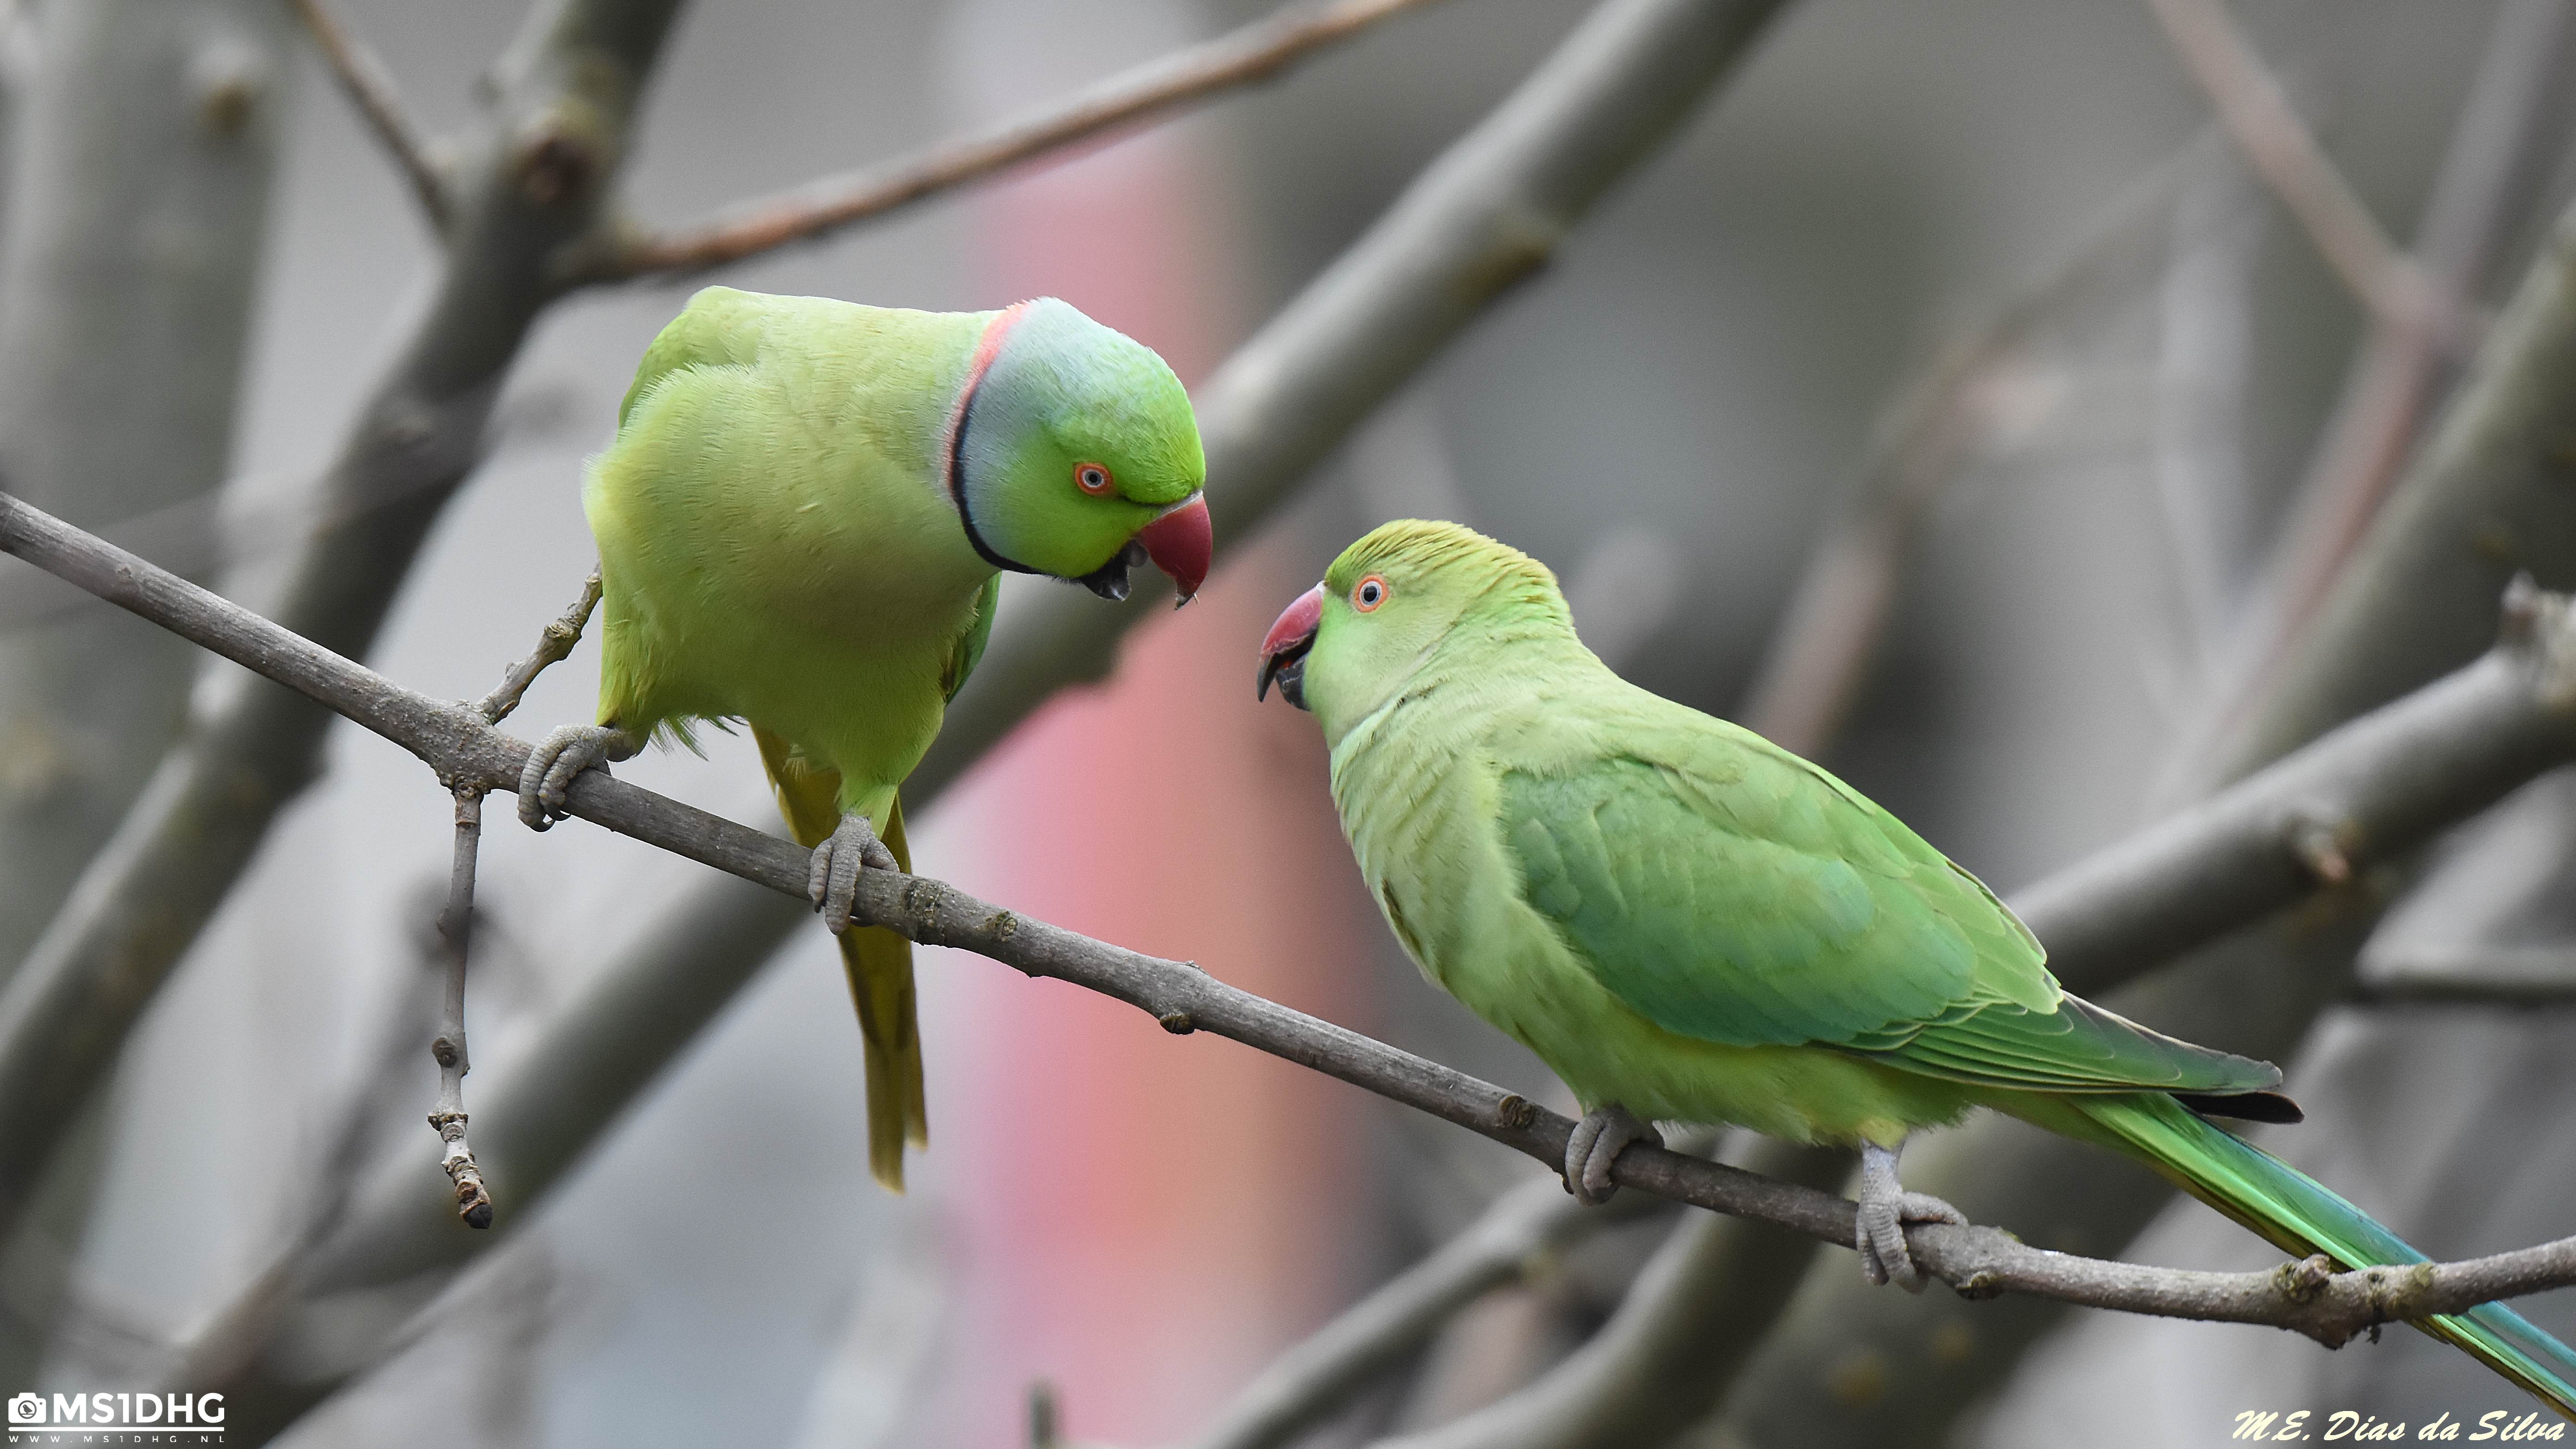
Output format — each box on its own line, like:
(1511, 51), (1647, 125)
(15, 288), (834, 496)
(0, 0), (286, 970)
(0, 0), (287, 1388)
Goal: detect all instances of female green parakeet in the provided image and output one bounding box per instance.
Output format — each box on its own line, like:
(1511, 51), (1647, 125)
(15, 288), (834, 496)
(519, 286), (1212, 1191)
(1258, 518), (2576, 1411)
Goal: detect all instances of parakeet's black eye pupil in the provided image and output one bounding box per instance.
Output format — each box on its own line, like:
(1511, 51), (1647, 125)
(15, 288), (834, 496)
(1362, 583), (1378, 602)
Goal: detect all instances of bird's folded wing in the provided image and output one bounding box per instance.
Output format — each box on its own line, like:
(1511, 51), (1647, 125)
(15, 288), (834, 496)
(1500, 713), (2281, 1097)
(1862, 992), (2283, 1095)
(1498, 719), (2054, 1051)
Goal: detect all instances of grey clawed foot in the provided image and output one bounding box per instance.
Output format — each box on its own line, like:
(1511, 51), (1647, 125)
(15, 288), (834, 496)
(517, 724), (638, 830)
(1564, 1104), (1663, 1205)
(809, 811), (900, 934)
(1856, 1140), (1967, 1292)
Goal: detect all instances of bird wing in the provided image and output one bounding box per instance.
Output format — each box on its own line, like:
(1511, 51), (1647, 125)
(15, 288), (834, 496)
(942, 574), (1000, 704)
(1499, 704), (2277, 1095)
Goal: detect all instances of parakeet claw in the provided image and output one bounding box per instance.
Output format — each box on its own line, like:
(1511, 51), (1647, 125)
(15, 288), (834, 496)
(1856, 1140), (1966, 1292)
(517, 724), (638, 831)
(1564, 1104), (1663, 1205)
(810, 811), (900, 934)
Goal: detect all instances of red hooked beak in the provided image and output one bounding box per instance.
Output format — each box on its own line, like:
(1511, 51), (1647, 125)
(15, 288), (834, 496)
(1257, 583), (1326, 709)
(1136, 494), (1212, 606)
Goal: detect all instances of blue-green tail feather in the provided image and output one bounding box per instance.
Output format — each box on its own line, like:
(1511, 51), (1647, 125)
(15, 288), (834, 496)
(2052, 1092), (2576, 1418)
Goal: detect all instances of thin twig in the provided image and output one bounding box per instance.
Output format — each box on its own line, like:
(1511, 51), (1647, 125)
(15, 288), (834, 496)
(431, 788), (493, 1229)
(286, 0), (449, 232)
(9, 492), (2576, 1349)
(2143, 0), (2458, 348)
(579, 0), (1460, 283)
(478, 569), (600, 725)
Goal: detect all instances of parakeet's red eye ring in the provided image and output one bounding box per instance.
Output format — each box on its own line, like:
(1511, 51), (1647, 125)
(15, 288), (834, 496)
(1352, 575), (1388, 612)
(1074, 462), (1116, 496)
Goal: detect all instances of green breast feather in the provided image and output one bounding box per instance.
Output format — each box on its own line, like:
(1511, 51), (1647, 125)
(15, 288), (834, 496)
(1499, 717), (2278, 1097)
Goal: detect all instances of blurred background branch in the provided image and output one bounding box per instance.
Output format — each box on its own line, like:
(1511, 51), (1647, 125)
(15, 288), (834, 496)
(286, 0), (450, 232)
(2143, 0), (2452, 346)
(578, 0), (1469, 282)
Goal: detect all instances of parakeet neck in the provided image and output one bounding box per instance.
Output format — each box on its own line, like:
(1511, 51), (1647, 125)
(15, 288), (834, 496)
(1320, 596), (1595, 758)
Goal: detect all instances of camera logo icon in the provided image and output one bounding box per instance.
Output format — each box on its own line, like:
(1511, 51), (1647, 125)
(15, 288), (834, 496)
(6, 1392), (42, 1424)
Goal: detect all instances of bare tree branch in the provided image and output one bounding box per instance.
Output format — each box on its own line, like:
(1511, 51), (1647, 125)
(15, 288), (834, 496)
(2142, 0), (2457, 346)
(2168, 0), (2576, 796)
(2210, 205), (2576, 785)
(9, 495), (2576, 1386)
(475, 568), (598, 725)
(2019, 574), (2576, 996)
(576, 0), (1464, 283)
(0, 0), (685, 1252)
(428, 789), (492, 1230)
(286, 0), (449, 232)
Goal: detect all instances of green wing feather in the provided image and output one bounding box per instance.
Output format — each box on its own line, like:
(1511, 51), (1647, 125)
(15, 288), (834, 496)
(1501, 708), (2277, 1097)
(943, 574), (1000, 704)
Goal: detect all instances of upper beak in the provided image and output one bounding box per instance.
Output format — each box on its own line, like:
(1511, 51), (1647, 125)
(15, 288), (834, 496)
(1257, 582), (1325, 709)
(1135, 494), (1212, 606)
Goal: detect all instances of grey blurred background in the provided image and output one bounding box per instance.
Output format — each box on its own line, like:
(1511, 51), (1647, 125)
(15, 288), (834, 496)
(0, 0), (2570, 1444)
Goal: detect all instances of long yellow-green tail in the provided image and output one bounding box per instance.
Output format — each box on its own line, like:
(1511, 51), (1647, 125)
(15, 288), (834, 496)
(755, 728), (929, 1192)
(2032, 1091), (2576, 1416)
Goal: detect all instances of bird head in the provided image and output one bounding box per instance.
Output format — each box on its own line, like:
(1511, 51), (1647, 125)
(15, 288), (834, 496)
(943, 298), (1211, 605)
(1259, 519), (1571, 743)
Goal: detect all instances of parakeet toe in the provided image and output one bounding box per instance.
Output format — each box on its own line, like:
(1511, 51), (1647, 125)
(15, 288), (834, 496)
(517, 724), (634, 831)
(1564, 1104), (1661, 1205)
(1856, 1141), (1965, 1291)
(810, 811), (898, 934)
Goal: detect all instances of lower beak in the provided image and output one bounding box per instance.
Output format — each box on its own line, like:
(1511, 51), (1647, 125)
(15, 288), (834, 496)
(1257, 583), (1325, 709)
(1136, 494), (1213, 606)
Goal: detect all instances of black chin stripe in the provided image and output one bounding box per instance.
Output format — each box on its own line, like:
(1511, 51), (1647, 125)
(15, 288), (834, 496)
(947, 375), (1039, 576)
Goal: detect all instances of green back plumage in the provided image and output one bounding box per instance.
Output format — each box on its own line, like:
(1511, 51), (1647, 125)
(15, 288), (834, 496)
(1501, 746), (2281, 1098)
